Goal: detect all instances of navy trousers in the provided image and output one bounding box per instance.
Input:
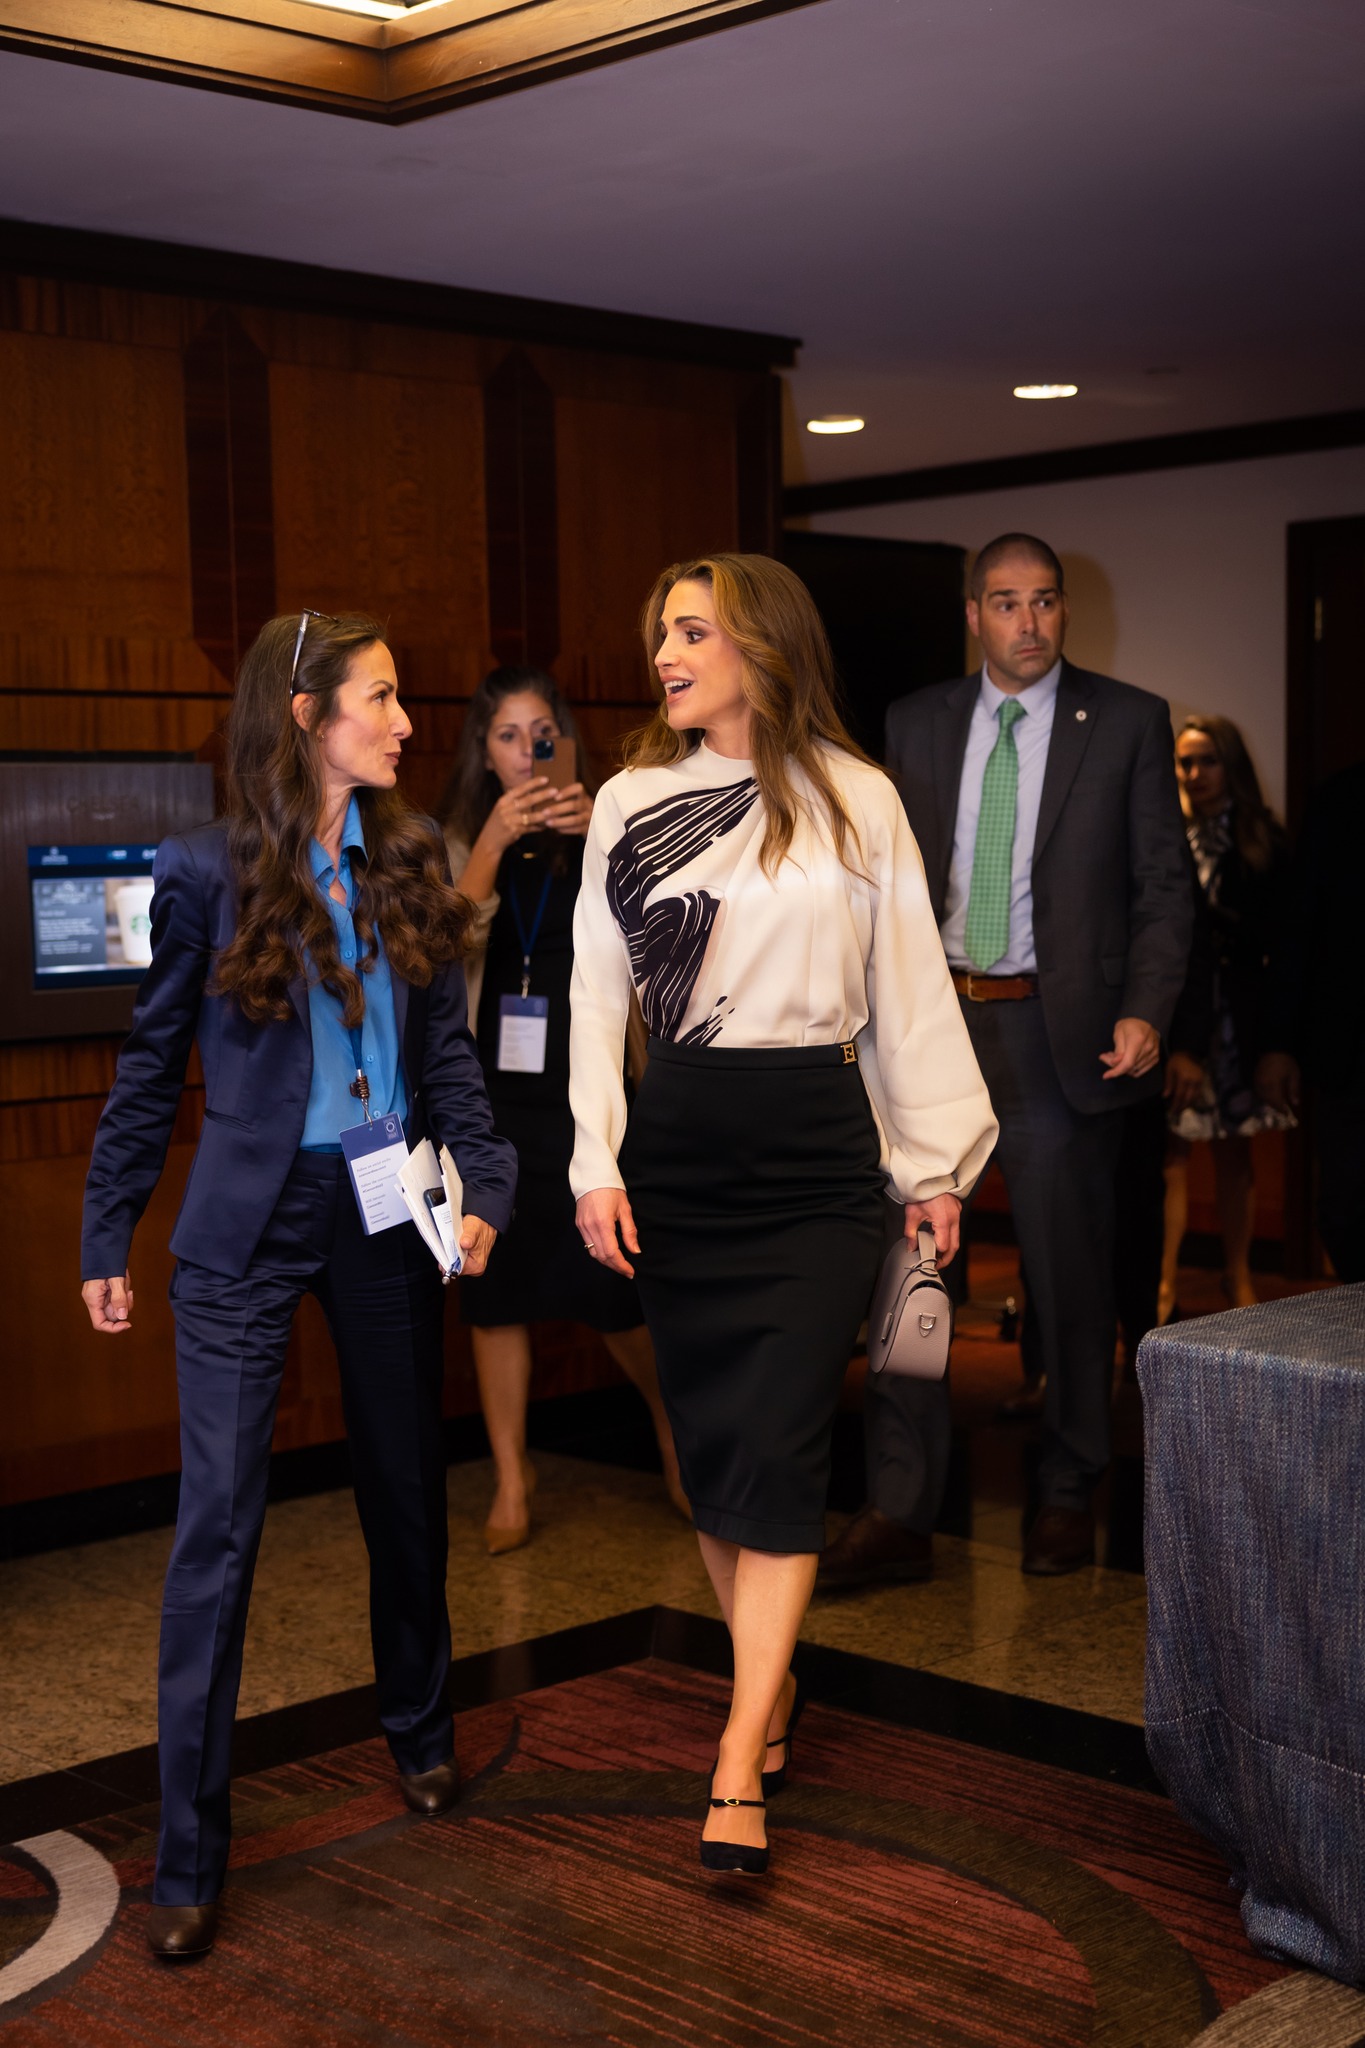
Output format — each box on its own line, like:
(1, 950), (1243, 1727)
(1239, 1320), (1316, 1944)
(866, 997), (1124, 1523)
(156, 1151), (452, 1905)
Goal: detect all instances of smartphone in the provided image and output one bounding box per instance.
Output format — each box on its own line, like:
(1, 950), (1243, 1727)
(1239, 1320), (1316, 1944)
(423, 1185), (458, 1268)
(532, 734), (578, 791)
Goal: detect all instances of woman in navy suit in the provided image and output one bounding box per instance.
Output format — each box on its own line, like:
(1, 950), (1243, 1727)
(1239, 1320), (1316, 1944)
(80, 611), (516, 1959)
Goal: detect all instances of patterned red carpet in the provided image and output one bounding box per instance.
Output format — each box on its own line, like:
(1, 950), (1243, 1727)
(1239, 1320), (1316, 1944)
(0, 1660), (1284, 2046)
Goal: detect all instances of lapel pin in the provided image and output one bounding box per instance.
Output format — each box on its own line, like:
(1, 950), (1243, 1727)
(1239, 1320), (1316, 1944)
(1075, 709), (1087, 721)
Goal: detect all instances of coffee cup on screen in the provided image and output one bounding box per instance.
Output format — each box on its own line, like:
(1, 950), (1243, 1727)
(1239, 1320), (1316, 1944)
(114, 878), (155, 967)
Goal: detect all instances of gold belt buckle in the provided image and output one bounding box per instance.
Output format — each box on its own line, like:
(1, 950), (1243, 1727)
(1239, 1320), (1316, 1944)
(841, 1042), (858, 1064)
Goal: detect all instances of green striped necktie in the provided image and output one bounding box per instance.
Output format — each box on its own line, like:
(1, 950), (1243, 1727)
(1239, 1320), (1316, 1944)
(964, 697), (1026, 972)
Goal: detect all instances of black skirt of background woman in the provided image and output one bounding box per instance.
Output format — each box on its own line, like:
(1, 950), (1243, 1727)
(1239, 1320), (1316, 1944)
(462, 835), (642, 1333)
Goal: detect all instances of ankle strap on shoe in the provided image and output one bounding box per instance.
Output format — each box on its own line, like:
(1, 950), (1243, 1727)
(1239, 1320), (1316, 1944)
(710, 1796), (765, 1809)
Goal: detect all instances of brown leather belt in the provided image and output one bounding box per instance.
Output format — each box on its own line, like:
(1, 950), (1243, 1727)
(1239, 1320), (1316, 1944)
(952, 970), (1040, 1002)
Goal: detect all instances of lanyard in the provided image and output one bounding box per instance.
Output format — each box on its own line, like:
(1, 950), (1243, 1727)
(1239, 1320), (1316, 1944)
(347, 1021), (374, 1121)
(509, 867), (553, 998)
(318, 844), (374, 1123)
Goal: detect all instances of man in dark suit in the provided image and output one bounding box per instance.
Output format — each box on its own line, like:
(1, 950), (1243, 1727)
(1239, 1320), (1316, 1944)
(821, 533), (1192, 1577)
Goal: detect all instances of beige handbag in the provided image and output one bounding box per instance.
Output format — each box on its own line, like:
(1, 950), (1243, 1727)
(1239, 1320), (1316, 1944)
(867, 1224), (953, 1381)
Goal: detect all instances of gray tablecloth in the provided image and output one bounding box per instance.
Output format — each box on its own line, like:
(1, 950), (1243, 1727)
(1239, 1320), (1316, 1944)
(1139, 1287), (1365, 1982)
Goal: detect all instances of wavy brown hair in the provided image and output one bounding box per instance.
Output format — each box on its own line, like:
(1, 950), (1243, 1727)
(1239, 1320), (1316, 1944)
(1177, 714), (1284, 875)
(436, 664), (599, 862)
(213, 612), (470, 1025)
(626, 553), (874, 875)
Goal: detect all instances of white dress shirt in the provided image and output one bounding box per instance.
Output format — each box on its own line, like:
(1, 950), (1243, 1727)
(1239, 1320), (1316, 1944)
(940, 660), (1062, 975)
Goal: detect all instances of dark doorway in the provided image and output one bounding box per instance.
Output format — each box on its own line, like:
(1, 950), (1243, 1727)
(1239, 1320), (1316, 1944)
(782, 530), (965, 759)
(1286, 514), (1365, 824)
(1283, 513), (1365, 1275)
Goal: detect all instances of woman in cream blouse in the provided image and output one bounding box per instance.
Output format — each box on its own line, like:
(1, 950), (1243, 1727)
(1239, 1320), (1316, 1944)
(569, 554), (996, 1878)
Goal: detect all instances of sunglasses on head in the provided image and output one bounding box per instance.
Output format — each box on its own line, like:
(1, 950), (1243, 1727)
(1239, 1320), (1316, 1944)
(288, 609), (339, 695)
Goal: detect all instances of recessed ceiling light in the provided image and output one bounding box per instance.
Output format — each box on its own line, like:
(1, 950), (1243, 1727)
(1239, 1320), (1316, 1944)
(806, 415), (865, 435)
(1013, 383), (1079, 400)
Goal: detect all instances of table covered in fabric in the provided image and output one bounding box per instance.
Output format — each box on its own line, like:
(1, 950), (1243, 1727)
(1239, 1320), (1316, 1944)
(1139, 1287), (1365, 1983)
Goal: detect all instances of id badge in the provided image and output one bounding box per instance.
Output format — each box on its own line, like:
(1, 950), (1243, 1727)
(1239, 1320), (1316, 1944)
(339, 1113), (411, 1236)
(498, 994), (549, 1074)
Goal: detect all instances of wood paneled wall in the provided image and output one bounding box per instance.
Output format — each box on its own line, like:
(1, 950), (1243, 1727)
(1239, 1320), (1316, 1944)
(0, 247), (784, 1510)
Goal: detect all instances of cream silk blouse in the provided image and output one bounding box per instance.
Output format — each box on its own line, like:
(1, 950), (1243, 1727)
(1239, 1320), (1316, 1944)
(568, 740), (998, 1204)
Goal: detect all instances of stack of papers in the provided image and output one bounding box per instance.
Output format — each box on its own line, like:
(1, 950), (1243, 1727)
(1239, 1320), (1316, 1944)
(396, 1141), (466, 1280)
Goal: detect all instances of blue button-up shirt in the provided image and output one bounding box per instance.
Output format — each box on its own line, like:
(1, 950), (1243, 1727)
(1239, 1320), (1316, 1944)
(300, 796), (408, 1151)
(941, 660), (1061, 975)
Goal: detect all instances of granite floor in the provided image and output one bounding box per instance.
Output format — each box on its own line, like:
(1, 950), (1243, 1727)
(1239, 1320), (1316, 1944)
(6, 1243), (1316, 1788)
(0, 1444), (1150, 1786)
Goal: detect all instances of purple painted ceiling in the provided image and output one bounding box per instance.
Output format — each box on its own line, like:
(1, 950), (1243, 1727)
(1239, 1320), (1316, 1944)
(1, 0), (1362, 485)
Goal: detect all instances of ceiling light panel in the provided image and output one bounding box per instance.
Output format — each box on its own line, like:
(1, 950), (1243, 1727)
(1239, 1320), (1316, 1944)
(0, 0), (815, 120)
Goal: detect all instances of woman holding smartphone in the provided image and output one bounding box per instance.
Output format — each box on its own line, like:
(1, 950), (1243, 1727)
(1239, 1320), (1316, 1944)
(570, 557), (996, 1876)
(440, 666), (685, 1553)
(80, 611), (516, 1956)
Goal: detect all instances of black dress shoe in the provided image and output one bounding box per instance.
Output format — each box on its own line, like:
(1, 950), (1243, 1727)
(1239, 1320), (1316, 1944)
(700, 1794), (769, 1876)
(398, 1759), (460, 1816)
(1022, 1505), (1095, 1576)
(817, 1508), (933, 1589)
(996, 1383), (1045, 1421)
(146, 1902), (218, 1958)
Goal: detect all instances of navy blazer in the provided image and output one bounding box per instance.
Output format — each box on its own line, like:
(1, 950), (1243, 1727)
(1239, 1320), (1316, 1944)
(81, 821), (517, 1281)
(885, 660), (1193, 1115)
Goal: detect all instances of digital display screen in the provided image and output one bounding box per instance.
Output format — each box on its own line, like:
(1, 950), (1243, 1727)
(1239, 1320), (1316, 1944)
(28, 843), (160, 991)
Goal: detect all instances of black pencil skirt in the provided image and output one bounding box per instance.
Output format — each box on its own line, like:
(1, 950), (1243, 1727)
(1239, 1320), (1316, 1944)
(459, 1096), (643, 1333)
(619, 1038), (886, 1552)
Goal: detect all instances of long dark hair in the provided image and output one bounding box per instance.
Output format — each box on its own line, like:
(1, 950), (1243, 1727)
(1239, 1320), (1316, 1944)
(437, 665), (599, 850)
(213, 612), (470, 1026)
(1177, 714), (1283, 875)
(627, 553), (874, 877)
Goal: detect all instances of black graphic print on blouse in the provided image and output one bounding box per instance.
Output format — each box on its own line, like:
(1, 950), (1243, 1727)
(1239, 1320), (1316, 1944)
(605, 779), (758, 1044)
